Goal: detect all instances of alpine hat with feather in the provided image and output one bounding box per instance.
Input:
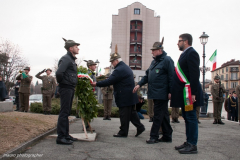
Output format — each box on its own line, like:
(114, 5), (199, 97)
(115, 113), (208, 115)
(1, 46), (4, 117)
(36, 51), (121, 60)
(62, 38), (80, 50)
(110, 45), (121, 62)
(151, 37), (164, 50)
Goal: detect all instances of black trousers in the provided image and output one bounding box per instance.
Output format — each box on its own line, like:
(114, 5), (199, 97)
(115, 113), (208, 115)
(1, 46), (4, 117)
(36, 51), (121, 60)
(15, 95), (20, 110)
(150, 99), (173, 139)
(57, 87), (74, 139)
(118, 105), (145, 136)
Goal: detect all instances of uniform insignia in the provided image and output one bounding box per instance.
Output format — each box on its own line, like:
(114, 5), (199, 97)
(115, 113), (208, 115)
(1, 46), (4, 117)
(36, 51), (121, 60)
(156, 69), (160, 73)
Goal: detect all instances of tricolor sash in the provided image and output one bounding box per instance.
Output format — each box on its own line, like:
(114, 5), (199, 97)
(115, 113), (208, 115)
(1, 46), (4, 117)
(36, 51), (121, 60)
(175, 62), (193, 111)
(77, 73), (93, 83)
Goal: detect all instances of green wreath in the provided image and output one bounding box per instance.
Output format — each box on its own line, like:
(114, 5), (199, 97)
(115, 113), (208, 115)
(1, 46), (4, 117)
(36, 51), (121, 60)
(75, 66), (98, 123)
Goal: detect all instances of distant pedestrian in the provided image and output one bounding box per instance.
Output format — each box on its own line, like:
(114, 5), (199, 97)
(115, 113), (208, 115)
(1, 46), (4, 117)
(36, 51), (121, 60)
(235, 85), (240, 124)
(228, 91), (238, 121)
(171, 33), (203, 154)
(136, 96), (147, 119)
(224, 93), (232, 120)
(0, 75), (8, 101)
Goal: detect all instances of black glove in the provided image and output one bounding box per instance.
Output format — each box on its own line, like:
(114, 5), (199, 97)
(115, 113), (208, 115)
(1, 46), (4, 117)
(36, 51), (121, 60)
(41, 69), (46, 73)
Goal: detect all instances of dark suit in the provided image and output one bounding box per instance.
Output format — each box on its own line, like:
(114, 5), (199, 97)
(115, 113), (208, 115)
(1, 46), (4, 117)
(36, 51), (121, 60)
(228, 97), (238, 121)
(171, 47), (202, 146)
(97, 61), (144, 136)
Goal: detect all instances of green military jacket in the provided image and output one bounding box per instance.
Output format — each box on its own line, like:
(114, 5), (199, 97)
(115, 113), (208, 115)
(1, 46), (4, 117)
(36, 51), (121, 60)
(101, 85), (113, 100)
(211, 83), (226, 102)
(36, 72), (56, 95)
(16, 73), (32, 94)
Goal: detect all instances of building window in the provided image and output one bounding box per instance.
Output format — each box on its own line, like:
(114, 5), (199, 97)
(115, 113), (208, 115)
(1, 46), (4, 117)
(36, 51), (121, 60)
(226, 82), (228, 89)
(231, 72), (238, 80)
(135, 32), (137, 40)
(226, 66), (228, 72)
(231, 82), (238, 88)
(226, 74), (228, 80)
(134, 8), (140, 15)
(221, 75), (224, 80)
(222, 68), (224, 73)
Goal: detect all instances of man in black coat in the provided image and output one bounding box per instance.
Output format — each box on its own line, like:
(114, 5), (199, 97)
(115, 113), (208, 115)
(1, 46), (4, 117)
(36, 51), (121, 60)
(55, 38), (80, 145)
(91, 45), (145, 137)
(228, 91), (238, 121)
(14, 80), (21, 111)
(171, 33), (202, 154)
(133, 38), (174, 144)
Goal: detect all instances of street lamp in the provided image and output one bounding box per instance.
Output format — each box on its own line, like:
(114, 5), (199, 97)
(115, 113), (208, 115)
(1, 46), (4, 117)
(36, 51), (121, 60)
(95, 59), (100, 76)
(199, 32), (209, 117)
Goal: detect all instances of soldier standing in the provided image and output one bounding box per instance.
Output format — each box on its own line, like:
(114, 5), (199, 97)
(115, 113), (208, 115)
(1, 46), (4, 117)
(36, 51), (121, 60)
(228, 91), (238, 121)
(101, 73), (113, 120)
(36, 68), (56, 115)
(16, 67), (32, 112)
(211, 75), (226, 124)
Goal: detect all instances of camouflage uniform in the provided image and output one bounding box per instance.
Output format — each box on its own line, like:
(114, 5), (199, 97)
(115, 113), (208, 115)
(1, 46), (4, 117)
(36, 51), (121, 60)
(101, 85), (113, 119)
(16, 67), (32, 112)
(36, 68), (56, 113)
(211, 75), (226, 124)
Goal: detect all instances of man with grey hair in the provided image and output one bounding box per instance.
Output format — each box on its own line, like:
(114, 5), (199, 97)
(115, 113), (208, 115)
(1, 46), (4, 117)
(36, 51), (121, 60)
(133, 38), (174, 144)
(91, 45), (145, 137)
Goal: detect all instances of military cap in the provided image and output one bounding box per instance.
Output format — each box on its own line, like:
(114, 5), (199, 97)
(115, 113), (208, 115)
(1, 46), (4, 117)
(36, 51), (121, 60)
(214, 75), (220, 80)
(232, 91), (236, 94)
(46, 68), (52, 72)
(84, 60), (97, 67)
(24, 67), (30, 71)
(106, 73), (111, 78)
(62, 38), (80, 50)
(110, 44), (121, 62)
(151, 37), (164, 50)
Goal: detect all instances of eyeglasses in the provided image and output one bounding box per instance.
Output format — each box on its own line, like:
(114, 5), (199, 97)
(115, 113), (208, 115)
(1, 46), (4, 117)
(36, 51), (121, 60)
(178, 39), (186, 43)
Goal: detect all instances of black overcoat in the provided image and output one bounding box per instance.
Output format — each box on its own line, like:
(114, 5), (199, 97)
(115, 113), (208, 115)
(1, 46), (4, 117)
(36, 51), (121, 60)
(171, 47), (203, 108)
(97, 61), (138, 107)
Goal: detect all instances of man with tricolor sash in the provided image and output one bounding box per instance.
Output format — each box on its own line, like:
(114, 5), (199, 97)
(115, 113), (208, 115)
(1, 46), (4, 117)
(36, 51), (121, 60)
(171, 33), (203, 154)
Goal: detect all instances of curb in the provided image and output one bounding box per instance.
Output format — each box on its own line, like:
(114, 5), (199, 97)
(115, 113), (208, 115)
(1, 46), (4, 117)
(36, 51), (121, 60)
(0, 117), (78, 159)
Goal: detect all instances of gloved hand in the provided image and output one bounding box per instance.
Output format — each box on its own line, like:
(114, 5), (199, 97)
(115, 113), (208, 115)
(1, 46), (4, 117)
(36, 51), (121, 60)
(41, 69), (46, 73)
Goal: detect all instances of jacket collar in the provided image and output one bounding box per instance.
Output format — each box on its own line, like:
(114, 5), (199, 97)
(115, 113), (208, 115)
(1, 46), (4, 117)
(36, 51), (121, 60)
(88, 69), (95, 75)
(114, 61), (123, 69)
(153, 51), (167, 62)
(67, 51), (77, 60)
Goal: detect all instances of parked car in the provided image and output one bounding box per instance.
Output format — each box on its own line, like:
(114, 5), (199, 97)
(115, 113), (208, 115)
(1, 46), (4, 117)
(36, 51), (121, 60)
(29, 94), (42, 106)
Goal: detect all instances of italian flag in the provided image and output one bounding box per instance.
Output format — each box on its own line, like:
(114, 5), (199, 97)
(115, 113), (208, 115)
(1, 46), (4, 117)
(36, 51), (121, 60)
(209, 50), (217, 71)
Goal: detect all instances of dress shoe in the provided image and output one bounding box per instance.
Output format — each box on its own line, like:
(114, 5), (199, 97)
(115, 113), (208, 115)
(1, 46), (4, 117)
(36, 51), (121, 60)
(14, 109), (19, 111)
(113, 134), (127, 138)
(107, 116), (111, 120)
(175, 119), (180, 123)
(178, 143), (197, 154)
(198, 120), (201, 124)
(103, 116), (108, 120)
(149, 117), (153, 122)
(146, 138), (159, 144)
(66, 135), (78, 141)
(158, 137), (172, 143)
(218, 119), (225, 125)
(135, 127), (145, 137)
(213, 119), (217, 124)
(56, 138), (73, 145)
(175, 142), (188, 150)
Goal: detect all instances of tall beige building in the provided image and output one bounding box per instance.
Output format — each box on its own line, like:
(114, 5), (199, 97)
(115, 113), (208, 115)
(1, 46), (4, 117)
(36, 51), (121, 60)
(111, 2), (160, 83)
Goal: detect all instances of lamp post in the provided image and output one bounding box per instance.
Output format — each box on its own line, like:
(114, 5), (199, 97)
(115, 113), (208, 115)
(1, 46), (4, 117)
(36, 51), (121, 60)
(199, 32), (209, 117)
(95, 59), (100, 76)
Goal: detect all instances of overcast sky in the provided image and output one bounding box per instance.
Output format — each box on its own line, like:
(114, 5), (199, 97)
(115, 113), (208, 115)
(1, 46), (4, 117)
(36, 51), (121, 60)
(0, 0), (240, 84)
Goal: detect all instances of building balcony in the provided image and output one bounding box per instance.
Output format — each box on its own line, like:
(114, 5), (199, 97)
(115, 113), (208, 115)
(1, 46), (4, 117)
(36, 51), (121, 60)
(224, 78), (229, 82)
(130, 28), (142, 32)
(129, 60), (142, 68)
(129, 53), (142, 57)
(130, 39), (142, 44)
(230, 77), (239, 81)
(230, 67), (239, 72)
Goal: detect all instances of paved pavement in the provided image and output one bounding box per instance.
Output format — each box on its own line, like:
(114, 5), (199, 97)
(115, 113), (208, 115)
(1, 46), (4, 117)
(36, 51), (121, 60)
(6, 115), (240, 160)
